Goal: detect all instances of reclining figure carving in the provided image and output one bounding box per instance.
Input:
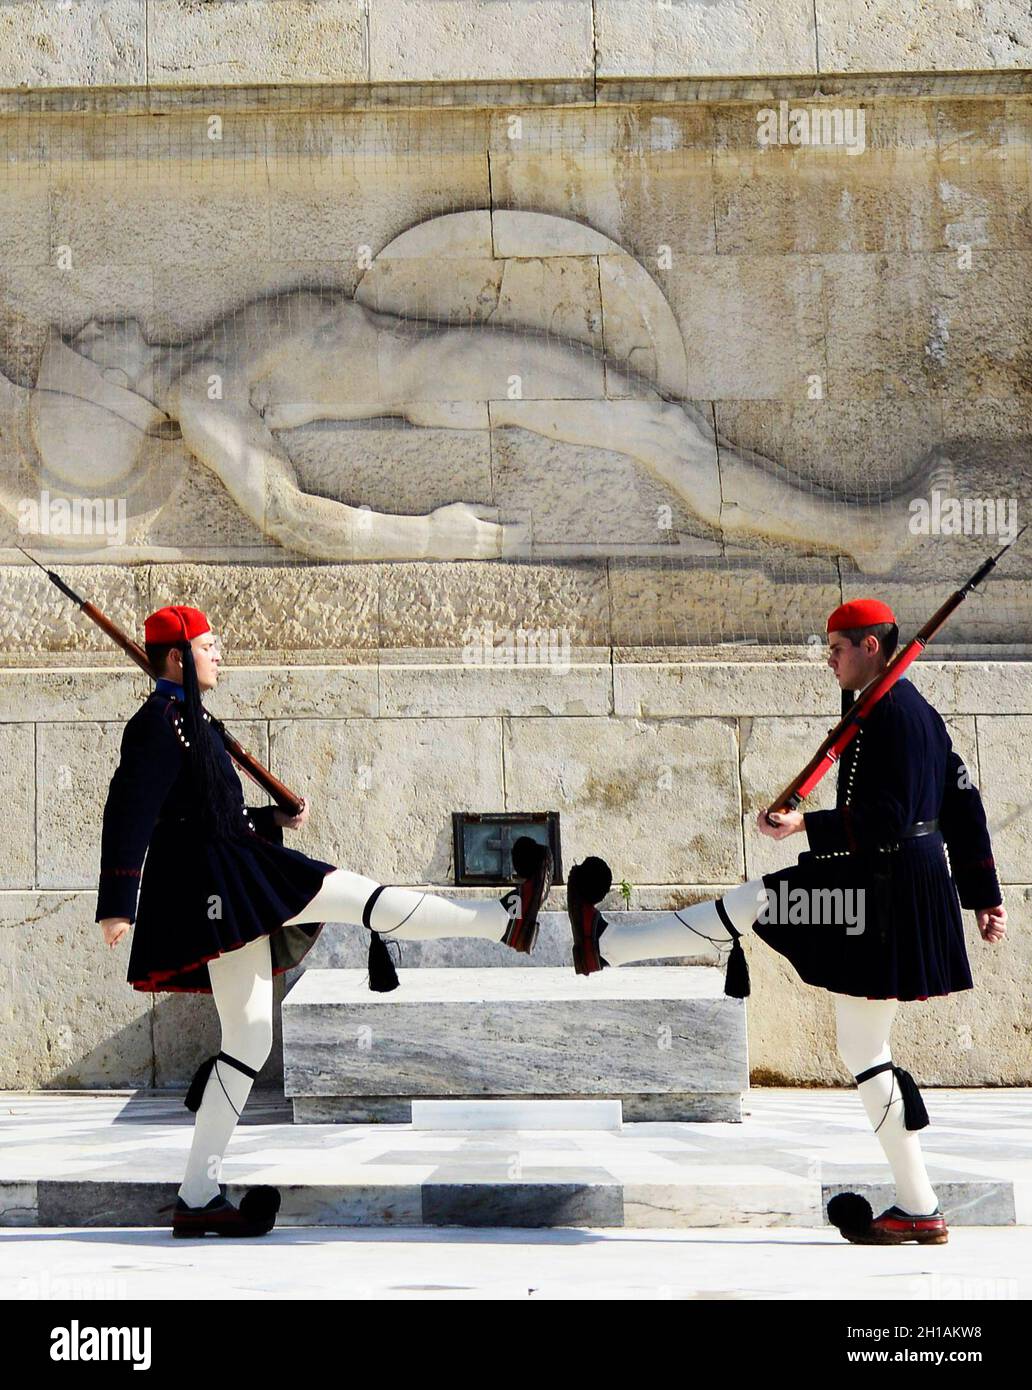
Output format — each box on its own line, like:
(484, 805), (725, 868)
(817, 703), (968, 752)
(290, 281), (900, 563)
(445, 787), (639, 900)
(23, 290), (926, 569)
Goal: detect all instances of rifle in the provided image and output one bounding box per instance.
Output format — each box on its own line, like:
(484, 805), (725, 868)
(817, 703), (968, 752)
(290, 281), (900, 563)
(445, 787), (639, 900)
(766, 525), (1027, 822)
(17, 548), (305, 817)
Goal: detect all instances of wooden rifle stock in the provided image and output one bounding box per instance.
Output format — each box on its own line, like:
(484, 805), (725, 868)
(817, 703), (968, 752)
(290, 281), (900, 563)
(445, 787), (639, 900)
(766, 527), (1026, 821)
(18, 550), (305, 817)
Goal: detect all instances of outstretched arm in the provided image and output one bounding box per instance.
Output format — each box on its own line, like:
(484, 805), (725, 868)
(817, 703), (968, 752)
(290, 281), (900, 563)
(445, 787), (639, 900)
(175, 387), (517, 561)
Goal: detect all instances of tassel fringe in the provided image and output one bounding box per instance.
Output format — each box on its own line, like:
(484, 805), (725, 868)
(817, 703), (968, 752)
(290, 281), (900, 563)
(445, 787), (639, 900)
(368, 930), (400, 993)
(723, 925), (751, 998)
(856, 1059), (931, 1132)
(184, 1054), (217, 1112)
(894, 1065), (930, 1131)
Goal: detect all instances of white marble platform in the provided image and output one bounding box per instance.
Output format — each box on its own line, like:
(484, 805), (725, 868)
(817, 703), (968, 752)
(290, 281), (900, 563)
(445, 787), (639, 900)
(281, 967), (747, 1123)
(410, 1100), (624, 1131)
(1, 1088), (1028, 1230)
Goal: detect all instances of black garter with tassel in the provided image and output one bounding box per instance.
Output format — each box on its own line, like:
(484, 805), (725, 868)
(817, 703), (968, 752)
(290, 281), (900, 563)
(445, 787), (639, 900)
(715, 899), (750, 999)
(184, 1050), (259, 1112)
(855, 1059), (930, 1130)
(363, 885), (400, 992)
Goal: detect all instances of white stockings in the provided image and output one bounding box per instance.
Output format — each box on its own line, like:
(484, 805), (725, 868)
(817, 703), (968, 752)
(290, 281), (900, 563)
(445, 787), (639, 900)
(833, 993), (939, 1217)
(179, 873), (938, 1220)
(282, 867), (513, 940)
(177, 933), (274, 1208)
(593, 878), (768, 966)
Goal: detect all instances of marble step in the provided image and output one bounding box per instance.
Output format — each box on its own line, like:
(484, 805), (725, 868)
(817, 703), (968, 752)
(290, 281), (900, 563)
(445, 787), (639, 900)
(2, 1090), (1025, 1230)
(410, 1100), (624, 1130)
(282, 966), (746, 1123)
(7, 1174), (1015, 1231)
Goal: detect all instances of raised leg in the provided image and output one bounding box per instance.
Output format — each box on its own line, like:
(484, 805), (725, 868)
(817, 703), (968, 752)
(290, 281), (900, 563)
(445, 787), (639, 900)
(595, 879), (768, 965)
(281, 866), (514, 942)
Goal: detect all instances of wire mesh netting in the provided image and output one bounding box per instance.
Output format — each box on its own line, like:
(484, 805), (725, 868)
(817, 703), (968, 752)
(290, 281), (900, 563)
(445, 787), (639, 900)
(0, 76), (1028, 658)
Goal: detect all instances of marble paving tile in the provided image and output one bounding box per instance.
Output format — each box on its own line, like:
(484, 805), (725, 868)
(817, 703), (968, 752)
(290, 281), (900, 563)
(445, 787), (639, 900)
(273, 1187), (424, 1226)
(0, 1183), (36, 1226)
(421, 1182), (624, 1229)
(249, 1166), (440, 1187)
(624, 1182), (822, 1229)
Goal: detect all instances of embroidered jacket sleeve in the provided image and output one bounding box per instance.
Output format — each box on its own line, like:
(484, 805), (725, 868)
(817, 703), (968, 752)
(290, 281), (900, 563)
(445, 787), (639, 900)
(939, 740), (1002, 909)
(95, 705), (185, 923)
(802, 697), (912, 855)
(247, 804), (284, 846)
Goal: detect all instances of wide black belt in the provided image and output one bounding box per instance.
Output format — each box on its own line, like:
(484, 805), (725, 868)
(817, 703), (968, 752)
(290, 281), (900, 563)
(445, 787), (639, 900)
(898, 818), (939, 839)
(876, 818), (939, 852)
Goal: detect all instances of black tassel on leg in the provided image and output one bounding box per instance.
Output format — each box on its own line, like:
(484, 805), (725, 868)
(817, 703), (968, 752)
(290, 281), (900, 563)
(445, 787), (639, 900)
(724, 930), (751, 998)
(367, 931), (400, 993)
(855, 1059), (930, 1132)
(362, 885), (400, 992)
(184, 1055), (217, 1112)
(715, 899), (750, 998)
(894, 1065), (930, 1130)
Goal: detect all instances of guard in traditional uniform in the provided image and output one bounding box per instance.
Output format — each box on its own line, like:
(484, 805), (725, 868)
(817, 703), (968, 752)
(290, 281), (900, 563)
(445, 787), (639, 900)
(97, 604), (552, 1238)
(566, 598), (1007, 1247)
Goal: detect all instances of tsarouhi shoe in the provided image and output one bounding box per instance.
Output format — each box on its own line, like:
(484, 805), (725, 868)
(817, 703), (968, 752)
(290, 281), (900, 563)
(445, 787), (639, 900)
(500, 836), (554, 954)
(827, 1192), (948, 1246)
(567, 856), (613, 976)
(164, 1185), (281, 1238)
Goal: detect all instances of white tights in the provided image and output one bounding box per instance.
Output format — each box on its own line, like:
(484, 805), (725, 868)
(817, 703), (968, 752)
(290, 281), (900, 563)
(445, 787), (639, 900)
(592, 881), (939, 1218)
(834, 994), (938, 1217)
(178, 933), (274, 1208)
(281, 867), (514, 939)
(178, 871), (513, 1207)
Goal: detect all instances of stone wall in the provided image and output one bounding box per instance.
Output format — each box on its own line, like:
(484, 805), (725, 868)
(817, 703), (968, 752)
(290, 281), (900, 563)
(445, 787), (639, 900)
(1, 2), (1030, 1098)
(1, 90), (1030, 648)
(1, 1), (1030, 88)
(2, 658), (1028, 1091)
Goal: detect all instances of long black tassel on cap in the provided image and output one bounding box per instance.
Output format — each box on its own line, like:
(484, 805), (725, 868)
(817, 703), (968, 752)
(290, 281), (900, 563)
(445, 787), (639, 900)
(855, 1059), (930, 1131)
(715, 898), (750, 998)
(363, 885), (399, 992)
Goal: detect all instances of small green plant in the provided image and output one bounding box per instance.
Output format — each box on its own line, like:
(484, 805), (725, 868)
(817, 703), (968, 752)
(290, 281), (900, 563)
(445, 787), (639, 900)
(618, 877), (633, 908)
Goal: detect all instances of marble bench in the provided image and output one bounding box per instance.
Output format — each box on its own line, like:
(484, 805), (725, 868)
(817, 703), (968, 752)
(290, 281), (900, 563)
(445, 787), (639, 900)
(282, 965), (747, 1123)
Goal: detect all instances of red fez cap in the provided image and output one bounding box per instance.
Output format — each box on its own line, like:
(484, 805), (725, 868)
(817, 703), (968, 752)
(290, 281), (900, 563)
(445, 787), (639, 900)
(144, 604), (211, 644)
(826, 598), (896, 633)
